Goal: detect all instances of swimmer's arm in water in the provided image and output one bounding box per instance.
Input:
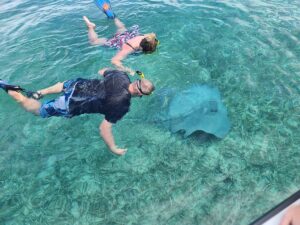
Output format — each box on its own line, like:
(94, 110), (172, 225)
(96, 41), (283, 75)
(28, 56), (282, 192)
(99, 119), (127, 156)
(111, 49), (135, 76)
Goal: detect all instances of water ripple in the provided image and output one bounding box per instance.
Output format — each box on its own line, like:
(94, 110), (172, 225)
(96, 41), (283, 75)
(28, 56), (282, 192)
(1, 1), (300, 225)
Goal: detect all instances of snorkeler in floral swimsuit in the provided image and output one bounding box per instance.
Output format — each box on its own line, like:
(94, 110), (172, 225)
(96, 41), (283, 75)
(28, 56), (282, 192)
(104, 24), (140, 49)
(83, 16), (158, 75)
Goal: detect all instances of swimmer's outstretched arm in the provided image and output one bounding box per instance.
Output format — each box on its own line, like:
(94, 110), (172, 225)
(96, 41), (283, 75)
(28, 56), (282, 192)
(99, 119), (127, 156)
(111, 50), (135, 76)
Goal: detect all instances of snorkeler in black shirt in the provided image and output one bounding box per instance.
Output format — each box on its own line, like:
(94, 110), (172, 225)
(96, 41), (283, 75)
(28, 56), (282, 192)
(0, 69), (155, 155)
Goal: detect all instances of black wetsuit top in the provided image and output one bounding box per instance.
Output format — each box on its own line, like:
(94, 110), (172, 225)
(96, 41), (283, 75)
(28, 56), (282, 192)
(68, 70), (131, 123)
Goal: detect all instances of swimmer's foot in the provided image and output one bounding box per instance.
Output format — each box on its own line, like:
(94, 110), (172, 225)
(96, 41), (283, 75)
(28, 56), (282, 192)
(83, 16), (96, 29)
(0, 79), (24, 93)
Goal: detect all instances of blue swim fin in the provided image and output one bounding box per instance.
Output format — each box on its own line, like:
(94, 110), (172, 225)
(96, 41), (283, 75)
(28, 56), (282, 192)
(94, 0), (116, 19)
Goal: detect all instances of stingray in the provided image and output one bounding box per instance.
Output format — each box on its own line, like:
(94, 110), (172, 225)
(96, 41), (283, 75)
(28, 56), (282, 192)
(152, 84), (231, 138)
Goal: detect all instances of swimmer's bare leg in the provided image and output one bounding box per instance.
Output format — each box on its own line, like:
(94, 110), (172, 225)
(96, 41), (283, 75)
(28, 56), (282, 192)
(7, 90), (41, 115)
(38, 82), (64, 96)
(83, 16), (107, 45)
(114, 18), (127, 33)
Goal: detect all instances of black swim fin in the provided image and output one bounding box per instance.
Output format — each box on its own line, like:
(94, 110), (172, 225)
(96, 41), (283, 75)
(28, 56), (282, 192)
(0, 79), (43, 100)
(0, 79), (24, 93)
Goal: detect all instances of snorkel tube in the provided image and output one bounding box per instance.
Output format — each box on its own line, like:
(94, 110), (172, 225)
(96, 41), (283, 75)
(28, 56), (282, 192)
(136, 71), (145, 79)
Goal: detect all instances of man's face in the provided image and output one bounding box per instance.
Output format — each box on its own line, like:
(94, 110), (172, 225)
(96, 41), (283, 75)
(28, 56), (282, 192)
(135, 80), (144, 97)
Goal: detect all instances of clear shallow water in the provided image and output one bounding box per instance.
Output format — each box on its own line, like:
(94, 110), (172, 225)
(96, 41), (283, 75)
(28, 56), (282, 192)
(1, 0), (300, 224)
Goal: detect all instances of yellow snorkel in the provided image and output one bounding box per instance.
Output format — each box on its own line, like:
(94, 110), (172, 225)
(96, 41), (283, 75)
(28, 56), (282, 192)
(136, 71), (145, 79)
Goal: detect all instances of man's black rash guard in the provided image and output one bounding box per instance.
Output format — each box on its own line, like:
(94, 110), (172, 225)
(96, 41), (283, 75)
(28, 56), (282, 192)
(68, 70), (131, 123)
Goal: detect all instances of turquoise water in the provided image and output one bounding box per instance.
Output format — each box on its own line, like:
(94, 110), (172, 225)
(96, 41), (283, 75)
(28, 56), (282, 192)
(1, 0), (300, 224)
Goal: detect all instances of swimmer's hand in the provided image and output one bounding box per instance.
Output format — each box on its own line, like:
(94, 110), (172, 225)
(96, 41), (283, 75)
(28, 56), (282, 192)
(125, 67), (135, 76)
(110, 146), (127, 155)
(129, 70), (135, 76)
(118, 66), (135, 76)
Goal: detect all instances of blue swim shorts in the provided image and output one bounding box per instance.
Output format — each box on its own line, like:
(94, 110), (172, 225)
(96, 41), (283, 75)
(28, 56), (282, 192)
(39, 79), (77, 118)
